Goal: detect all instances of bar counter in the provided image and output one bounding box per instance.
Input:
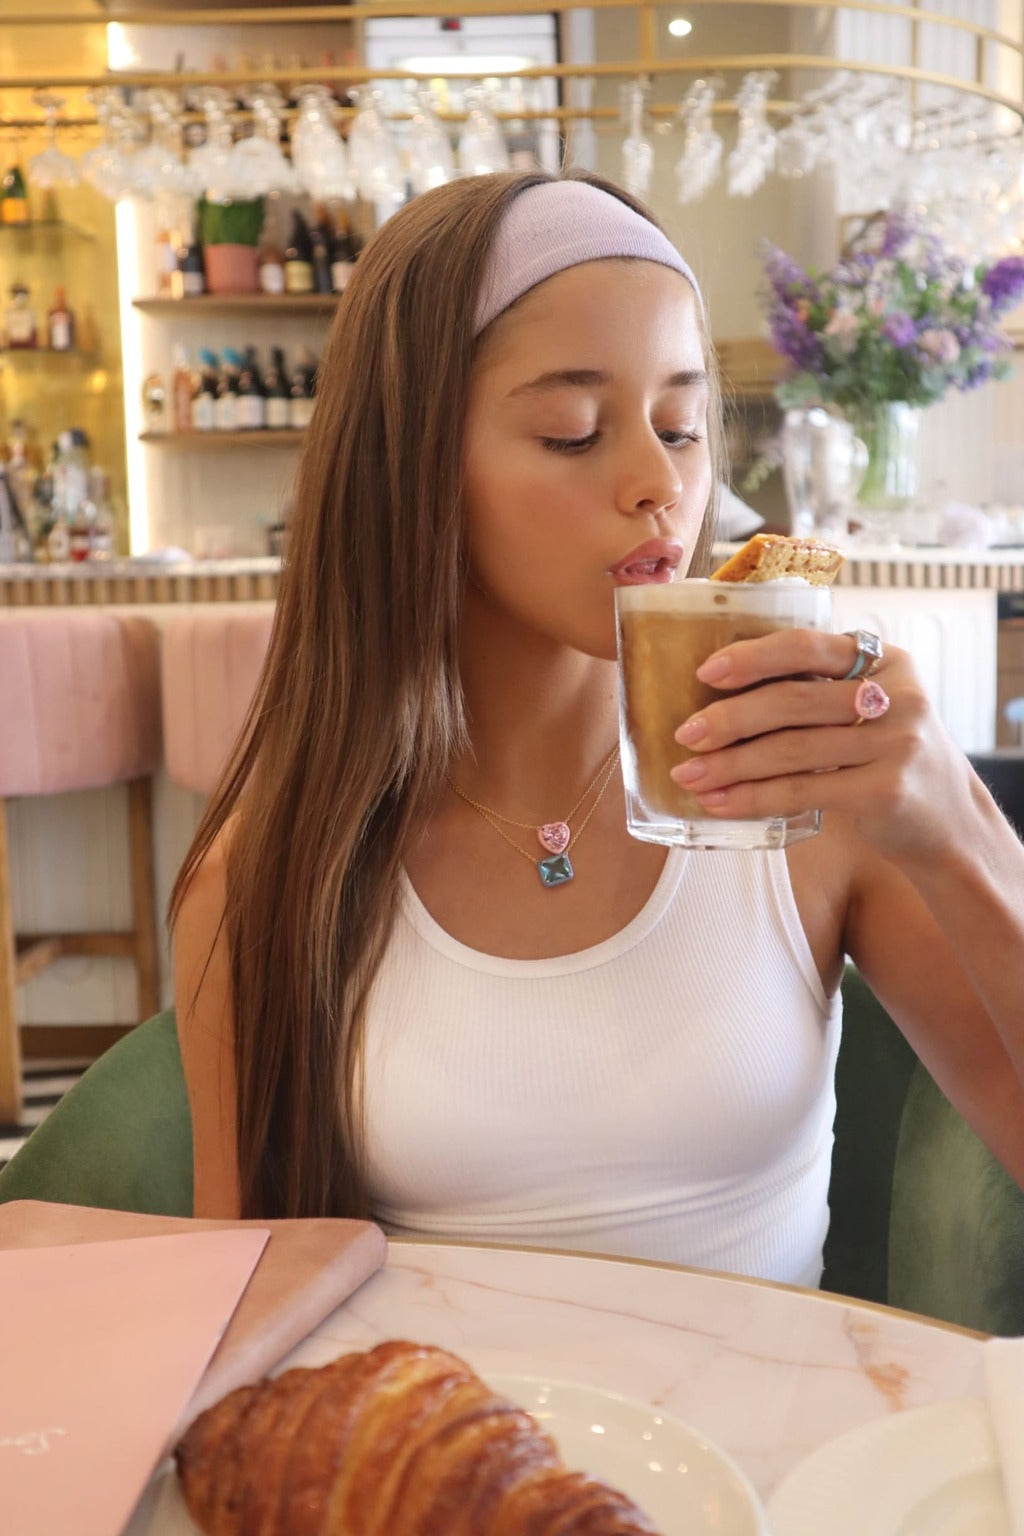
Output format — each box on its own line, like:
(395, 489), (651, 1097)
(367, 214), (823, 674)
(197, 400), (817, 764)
(2, 544), (1024, 609)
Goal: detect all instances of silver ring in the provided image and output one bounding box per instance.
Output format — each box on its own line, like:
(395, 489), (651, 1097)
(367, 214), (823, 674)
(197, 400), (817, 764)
(842, 629), (883, 681)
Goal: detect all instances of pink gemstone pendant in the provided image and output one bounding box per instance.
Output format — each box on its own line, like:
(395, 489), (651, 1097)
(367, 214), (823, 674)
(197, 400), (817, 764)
(537, 821), (571, 855)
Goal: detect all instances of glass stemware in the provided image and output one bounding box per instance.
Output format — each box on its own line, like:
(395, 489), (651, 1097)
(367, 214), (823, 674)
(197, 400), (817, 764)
(291, 86), (352, 203)
(27, 93), (79, 189)
(348, 88), (405, 203)
(79, 88), (138, 202)
(620, 79), (653, 198)
(457, 88), (510, 178)
(231, 85), (299, 198)
(674, 78), (722, 203)
(406, 87), (454, 194)
(727, 71), (776, 197)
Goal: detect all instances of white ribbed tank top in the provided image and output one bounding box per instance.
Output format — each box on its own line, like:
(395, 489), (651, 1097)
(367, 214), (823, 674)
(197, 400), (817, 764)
(362, 848), (842, 1287)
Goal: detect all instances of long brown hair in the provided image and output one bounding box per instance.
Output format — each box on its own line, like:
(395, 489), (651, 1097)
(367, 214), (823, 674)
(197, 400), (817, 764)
(169, 168), (725, 1218)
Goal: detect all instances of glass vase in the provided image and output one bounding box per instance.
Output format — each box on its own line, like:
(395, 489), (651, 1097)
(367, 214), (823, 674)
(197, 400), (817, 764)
(853, 401), (922, 512)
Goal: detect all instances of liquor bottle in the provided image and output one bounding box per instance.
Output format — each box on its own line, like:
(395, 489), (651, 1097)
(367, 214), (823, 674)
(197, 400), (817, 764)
(288, 347), (317, 430)
(154, 222), (177, 297)
(263, 346), (290, 429)
(215, 352), (241, 431)
(171, 216), (205, 299)
(330, 212), (357, 293)
(172, 345), (193, 432)
(47, 286), (75, 351)
(5, 283), (38, 348)
(236, 346), (266, 430)
(0, 160), (30, 226)
(310, 206), (333, 295)
(284, 209), (315, 295)
(0, 462), (33, 564)
(258, 209), (286, 295)
(85, 466), (114, 560)
(192, 349), (218, 431)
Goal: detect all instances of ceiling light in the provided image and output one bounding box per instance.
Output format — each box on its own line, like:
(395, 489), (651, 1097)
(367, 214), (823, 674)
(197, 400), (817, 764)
(668, 18), (693, 38)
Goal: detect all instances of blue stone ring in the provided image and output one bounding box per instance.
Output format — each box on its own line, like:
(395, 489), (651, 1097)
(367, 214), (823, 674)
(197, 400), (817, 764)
(841, 629), (883, 681)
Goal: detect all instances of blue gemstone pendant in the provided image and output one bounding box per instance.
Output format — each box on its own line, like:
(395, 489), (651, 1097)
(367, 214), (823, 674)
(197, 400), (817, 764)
(538, 852), (574, 888)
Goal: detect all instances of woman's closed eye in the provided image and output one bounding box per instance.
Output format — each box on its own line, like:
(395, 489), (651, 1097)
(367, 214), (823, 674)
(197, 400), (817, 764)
(540, 427), (704, 454)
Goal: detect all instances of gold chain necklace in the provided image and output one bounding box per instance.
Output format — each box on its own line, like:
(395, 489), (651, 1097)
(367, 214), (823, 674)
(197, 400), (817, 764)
(445, 744), (621, 889)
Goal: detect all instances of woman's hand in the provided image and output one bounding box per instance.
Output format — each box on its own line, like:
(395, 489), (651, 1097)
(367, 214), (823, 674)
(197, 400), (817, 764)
(669, 627), (976, 862)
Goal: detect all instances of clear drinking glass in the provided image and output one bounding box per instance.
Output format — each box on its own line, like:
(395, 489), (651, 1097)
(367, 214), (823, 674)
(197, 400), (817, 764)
(615, 579), (833, 850)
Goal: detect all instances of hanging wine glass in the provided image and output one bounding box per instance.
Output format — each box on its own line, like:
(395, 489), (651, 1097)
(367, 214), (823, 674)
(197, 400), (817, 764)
(674, 78), (722, 203)
(620, 79), (653, 198)
(27, 92), (79, 189)
(129, 89), (193, 201)
(80, 88), (138, 202)
(187, 88), (240, 202)
(231, 85), (299, 197)
(406, 85), (454, 194)
(348, 88), (405, 203)
(291, 85), (352, 202)
(726, 71), (777, 197)
(457, 88), (510, 177)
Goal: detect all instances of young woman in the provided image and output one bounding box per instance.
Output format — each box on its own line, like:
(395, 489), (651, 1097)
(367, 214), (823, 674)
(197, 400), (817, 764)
(172, 170), (1024, 1286)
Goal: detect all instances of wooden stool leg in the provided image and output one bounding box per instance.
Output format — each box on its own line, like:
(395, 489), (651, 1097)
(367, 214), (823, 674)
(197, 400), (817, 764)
(127, 776), (160, 1022)
(0, 800), (23, 1124)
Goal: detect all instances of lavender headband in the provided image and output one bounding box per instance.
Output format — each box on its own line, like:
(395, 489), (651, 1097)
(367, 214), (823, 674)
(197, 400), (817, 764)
(473, 179), (703, 337)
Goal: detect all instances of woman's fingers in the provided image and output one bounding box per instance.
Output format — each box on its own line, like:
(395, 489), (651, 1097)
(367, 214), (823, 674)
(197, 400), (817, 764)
(674, 676), (879, 750)
(694, 628), (883, 690)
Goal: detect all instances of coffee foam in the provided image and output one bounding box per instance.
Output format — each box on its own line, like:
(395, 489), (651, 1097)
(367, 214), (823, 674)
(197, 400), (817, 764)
(615, 579), (831, 622)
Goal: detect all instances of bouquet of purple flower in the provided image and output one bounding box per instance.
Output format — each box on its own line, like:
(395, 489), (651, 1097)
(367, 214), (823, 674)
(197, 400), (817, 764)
(761, 209), (1024, 413)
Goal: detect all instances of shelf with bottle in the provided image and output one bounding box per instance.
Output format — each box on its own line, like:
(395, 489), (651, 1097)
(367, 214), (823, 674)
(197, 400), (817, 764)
(133, 294), (340, 316)
(0, 420), (116, 566)
(1, 282), (89, 356)
(141, 339), (318, 440)
(137, 198), (363, 313)
(139, 429), (307, 448)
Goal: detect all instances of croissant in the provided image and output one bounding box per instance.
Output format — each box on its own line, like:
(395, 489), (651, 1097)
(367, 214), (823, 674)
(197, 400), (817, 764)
(175, 1338), (662, 1535)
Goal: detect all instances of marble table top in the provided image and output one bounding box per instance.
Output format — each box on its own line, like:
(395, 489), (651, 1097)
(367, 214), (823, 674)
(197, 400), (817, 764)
(279, 1239), (985, 1504)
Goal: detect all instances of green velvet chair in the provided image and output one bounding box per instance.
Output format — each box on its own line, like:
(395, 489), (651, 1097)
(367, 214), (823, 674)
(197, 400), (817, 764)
(0, 1009), (192, 1216)
(823, 967), (1024, 1335)
(1, 980), (1022, 1334)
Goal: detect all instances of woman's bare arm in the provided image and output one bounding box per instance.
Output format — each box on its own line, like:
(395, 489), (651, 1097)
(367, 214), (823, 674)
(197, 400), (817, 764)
(173, 829), (242, 1218)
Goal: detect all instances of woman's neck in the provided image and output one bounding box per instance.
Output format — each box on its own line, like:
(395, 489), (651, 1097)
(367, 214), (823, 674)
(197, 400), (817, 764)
(454, 605), (620, 816)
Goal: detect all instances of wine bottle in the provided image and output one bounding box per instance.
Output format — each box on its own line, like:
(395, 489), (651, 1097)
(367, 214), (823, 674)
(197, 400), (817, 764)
(264, 346), (291, 429)
(258, 207), (286, 295)
(310, 206), (333, 295)
(284, 209), (315, 295)
(330, 212), (357, 293)
(288, 347), (317, 430)
(1, 161), (30, 226)
(236, 346), (266, 430)
(215, 351), (241, 431)
(172, 215), (205, 299)
(47, 286), (75, 351)
(192, 349), (219, 431)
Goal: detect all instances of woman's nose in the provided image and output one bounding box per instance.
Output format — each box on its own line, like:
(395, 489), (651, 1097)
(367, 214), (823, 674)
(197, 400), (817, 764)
(615, 429), (682, 519)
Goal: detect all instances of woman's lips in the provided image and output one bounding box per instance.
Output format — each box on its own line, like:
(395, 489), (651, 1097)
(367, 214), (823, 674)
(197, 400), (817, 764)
(608, 540), (684, 585)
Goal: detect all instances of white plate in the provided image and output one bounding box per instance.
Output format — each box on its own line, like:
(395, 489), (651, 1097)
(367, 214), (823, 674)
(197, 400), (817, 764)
(126, 1371), (767, 1535)
(768, 1398), (1010, 1536)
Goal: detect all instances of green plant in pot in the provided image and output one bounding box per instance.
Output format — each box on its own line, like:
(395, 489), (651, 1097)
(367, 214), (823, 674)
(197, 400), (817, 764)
(198, 195), (265, 295)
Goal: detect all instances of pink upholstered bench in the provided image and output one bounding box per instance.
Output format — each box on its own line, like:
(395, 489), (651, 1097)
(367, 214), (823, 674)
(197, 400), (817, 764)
(0, 613), (162, 1123)
(161, 610), (274, 796)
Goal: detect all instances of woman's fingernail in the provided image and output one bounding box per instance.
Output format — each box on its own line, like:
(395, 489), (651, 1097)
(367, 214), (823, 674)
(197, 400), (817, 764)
(672, 759), (707, 785)
(675, 716), (708, 745)
(696, 655), (731, 684)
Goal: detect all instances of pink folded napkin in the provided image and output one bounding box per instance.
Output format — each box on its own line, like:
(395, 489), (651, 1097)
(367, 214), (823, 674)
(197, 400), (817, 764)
(0, 1227), (269, 1536)
(0, 1201), (388, 1425)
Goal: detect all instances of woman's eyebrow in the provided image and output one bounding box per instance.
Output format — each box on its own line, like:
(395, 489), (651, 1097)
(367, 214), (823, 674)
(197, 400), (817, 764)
(506, 366), (708, 400)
